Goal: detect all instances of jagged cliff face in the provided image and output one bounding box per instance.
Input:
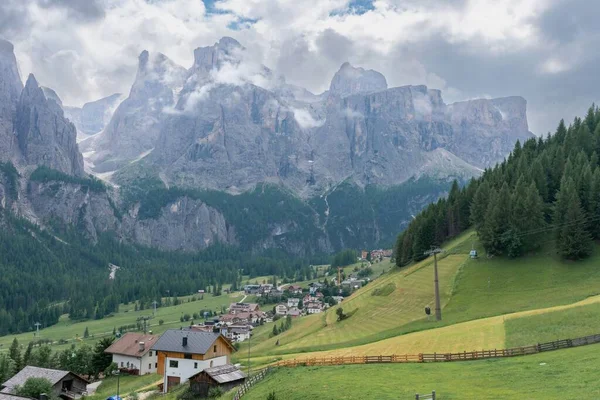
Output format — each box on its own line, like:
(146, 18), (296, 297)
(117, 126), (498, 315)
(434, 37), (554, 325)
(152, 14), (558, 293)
(25, 180), (236, 252)
(0, 39), (23, 162)
(0, 37), (533, 255)
(91, 38), (531, 198)
(15, 75), (85, 176)
(63, 93), (123, 139)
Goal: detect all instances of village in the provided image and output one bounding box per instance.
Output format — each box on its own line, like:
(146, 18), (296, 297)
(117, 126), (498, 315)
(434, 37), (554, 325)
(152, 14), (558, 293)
(0, 250), (391, 400)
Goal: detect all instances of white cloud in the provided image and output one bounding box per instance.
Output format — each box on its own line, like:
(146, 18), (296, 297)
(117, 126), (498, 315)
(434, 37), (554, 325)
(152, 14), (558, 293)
(291, 108), (325, 129)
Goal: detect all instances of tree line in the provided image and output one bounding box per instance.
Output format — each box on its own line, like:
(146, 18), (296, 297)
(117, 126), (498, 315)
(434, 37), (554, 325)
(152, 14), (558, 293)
(396, 106), (600, 263)
(0, 211), (326, 336)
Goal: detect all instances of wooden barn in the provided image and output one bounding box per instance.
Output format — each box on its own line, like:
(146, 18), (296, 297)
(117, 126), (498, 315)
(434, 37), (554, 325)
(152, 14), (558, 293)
(189, 365), (246, 397)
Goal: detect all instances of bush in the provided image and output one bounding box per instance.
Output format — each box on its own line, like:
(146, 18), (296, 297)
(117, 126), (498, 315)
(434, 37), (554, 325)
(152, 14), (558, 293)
(266, 391), (277, 400)
(15, 378), (55, 400)
(208, 387), (223, 398)
(159, 319), (164, 325)
(371, 283), (396, 297)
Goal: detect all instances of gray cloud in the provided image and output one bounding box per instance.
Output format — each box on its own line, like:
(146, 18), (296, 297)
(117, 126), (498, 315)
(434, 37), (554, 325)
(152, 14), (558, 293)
(1, 0), (599, 136)
(37, 0), (105, 20)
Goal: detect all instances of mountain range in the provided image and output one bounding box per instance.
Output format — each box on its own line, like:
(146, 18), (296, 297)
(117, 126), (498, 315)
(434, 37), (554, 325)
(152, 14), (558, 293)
(0, 37), (533, 255)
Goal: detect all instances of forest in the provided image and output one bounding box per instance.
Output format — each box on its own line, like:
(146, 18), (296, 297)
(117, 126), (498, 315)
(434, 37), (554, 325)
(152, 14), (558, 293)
(0, 212), (326, 336)
(395, 106), (600, 265)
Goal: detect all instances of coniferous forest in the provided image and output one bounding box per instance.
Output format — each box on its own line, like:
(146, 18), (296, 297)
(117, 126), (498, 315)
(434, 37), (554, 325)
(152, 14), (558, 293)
(0, 212), (324, 336)
(396, 106), (600, 265)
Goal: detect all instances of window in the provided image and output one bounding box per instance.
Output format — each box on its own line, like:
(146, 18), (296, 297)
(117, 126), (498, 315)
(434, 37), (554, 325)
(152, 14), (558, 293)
(169, 360), (179, 368)
(194, 362), (198, 369)
(149, 351), (152, 357)
(209, 361), (213, 368)
(120, 362), (124, 367)
(213, 345), (217, 353)
(155, 363), (158, 368)
(184, 353), (192, 359)
(149, 363), (151, 370)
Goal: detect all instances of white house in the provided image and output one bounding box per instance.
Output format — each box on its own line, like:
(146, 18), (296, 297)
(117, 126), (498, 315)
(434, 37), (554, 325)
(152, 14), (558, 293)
(306, 302), (323, 314)
(104, 333), (160, 375)
(275, 304), (288, 315)
(152, 329), (235, 393)
(287, 298), (300, 308)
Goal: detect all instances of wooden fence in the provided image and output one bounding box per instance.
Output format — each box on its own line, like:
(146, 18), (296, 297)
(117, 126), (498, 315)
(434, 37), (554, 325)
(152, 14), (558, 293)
(233, 368), (271, 400)
(275, 333), (600, 368)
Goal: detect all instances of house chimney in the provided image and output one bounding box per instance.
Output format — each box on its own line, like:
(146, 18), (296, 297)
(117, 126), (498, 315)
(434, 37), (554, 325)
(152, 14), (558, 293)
(139, 341), (145, 352)
(182, 337), (188, 346)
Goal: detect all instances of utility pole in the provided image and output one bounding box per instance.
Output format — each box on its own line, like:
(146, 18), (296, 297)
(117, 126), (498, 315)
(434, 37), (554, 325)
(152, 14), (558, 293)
(425, 247), (443, 321)
(247, 329), (251, 378)
(152, 301), (158, 316)
(337, 267), (343, 295)
(34, 322), (41, 337)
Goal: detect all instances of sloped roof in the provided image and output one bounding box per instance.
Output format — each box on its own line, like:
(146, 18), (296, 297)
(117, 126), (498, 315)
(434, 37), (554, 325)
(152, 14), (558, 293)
(0, 393), (34, 400)
(194, 364), (246, 384)
(1, 367), (87, 393)
(152, 330), (233, 354)
(104, 333), (159, 357)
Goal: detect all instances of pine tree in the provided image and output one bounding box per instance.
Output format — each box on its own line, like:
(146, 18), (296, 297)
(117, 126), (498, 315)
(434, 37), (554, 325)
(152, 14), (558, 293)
(505, 177), (529, 257)
(9, 338), (22, 371)
(589, 168), (600, 239)
(470, 180), (490, 232)
(481, 184), (512, 255)
(530, 159), (548, 202)
(23, 342), (33, 367)
(555, 178), (593, 260)
(522, 182), (546, 250)
(83, 327), (89, 339)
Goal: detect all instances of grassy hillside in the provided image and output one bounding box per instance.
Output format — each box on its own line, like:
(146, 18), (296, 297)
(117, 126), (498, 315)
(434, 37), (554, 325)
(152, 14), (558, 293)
(242, 345), (600, 400)
(239, 232), (600, 366)
(0, 292), (243, 352)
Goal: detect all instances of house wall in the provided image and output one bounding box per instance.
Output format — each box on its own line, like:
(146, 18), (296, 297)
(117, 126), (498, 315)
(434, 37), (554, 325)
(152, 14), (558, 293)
(113, 354), (141, 371)
(161, 356), (228, 393)
(112, 352), (158, 375)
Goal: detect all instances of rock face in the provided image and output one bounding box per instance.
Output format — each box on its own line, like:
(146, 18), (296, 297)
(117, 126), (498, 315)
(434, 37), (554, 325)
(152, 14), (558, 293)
(26, 180), (236, 252)
(329, 62), (388, 98)
(82, 51), (187, 172)
(15, 75), (85, 176)
(0, 39), (23, 162)
(63, 93), (123, 138)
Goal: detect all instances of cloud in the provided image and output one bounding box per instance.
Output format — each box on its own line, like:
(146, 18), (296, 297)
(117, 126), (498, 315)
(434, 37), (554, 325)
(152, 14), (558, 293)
(291, 108), (325, 129)
(1, 0), (600, 135)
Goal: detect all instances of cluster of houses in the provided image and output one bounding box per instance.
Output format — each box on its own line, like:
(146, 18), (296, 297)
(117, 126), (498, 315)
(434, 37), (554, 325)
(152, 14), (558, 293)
(361, 249), (393, 261)
(0, 329), (246, 400)
(242, 283), (284, 297)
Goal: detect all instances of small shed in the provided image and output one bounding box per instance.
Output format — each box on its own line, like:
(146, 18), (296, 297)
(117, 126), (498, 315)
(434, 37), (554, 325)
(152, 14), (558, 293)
(0, 367), (88, 399)
(189, 365), (246, 397)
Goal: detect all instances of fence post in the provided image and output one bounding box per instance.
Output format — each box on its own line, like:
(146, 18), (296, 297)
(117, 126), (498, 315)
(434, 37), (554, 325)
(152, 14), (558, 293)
(432, 390), (436, 400)
(415, 394), (419, 400)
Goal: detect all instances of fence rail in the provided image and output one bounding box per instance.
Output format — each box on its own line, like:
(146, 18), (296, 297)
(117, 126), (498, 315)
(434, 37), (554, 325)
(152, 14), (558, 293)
(274, 333), (600, 368)
(233, 368), (270, 400)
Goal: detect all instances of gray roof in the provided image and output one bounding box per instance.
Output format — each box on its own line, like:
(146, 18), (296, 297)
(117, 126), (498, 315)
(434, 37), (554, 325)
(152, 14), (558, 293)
(0, 393), (34, 400)
(1, 367), (71, 392)
(199, 364), (246, 384)
(151, 329), (223, 354)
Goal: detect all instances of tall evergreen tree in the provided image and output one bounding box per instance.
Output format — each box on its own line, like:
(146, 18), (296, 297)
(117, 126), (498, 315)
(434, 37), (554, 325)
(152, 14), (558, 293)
(555, 178), (593, 260)
(588, 168), (600, 239)
(470, 180), (490, 231)
(481, 184), (511, 255)
(9, 338), (22, 371)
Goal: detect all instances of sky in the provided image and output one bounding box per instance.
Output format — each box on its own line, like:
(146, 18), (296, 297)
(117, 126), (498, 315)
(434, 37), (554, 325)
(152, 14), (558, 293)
(0, 0), (598, 135)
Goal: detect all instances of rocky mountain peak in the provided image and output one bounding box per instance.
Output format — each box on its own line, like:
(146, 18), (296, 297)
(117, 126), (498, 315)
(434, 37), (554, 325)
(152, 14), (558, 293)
(16, 73), (84, 176)
(192, 36), (244, 74)
(329, 62), (387, 98)
(0, 39), (23, 161)
(41, 86), (63, 107)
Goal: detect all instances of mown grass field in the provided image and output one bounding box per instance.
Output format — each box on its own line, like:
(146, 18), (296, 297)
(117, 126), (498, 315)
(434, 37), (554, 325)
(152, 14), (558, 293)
(87, 373), (161, 400)
(0, 291), (244, 352)
(242, 344), (600, 400)
(505, 300), (600, 348)
(241, 232), (474, 358)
